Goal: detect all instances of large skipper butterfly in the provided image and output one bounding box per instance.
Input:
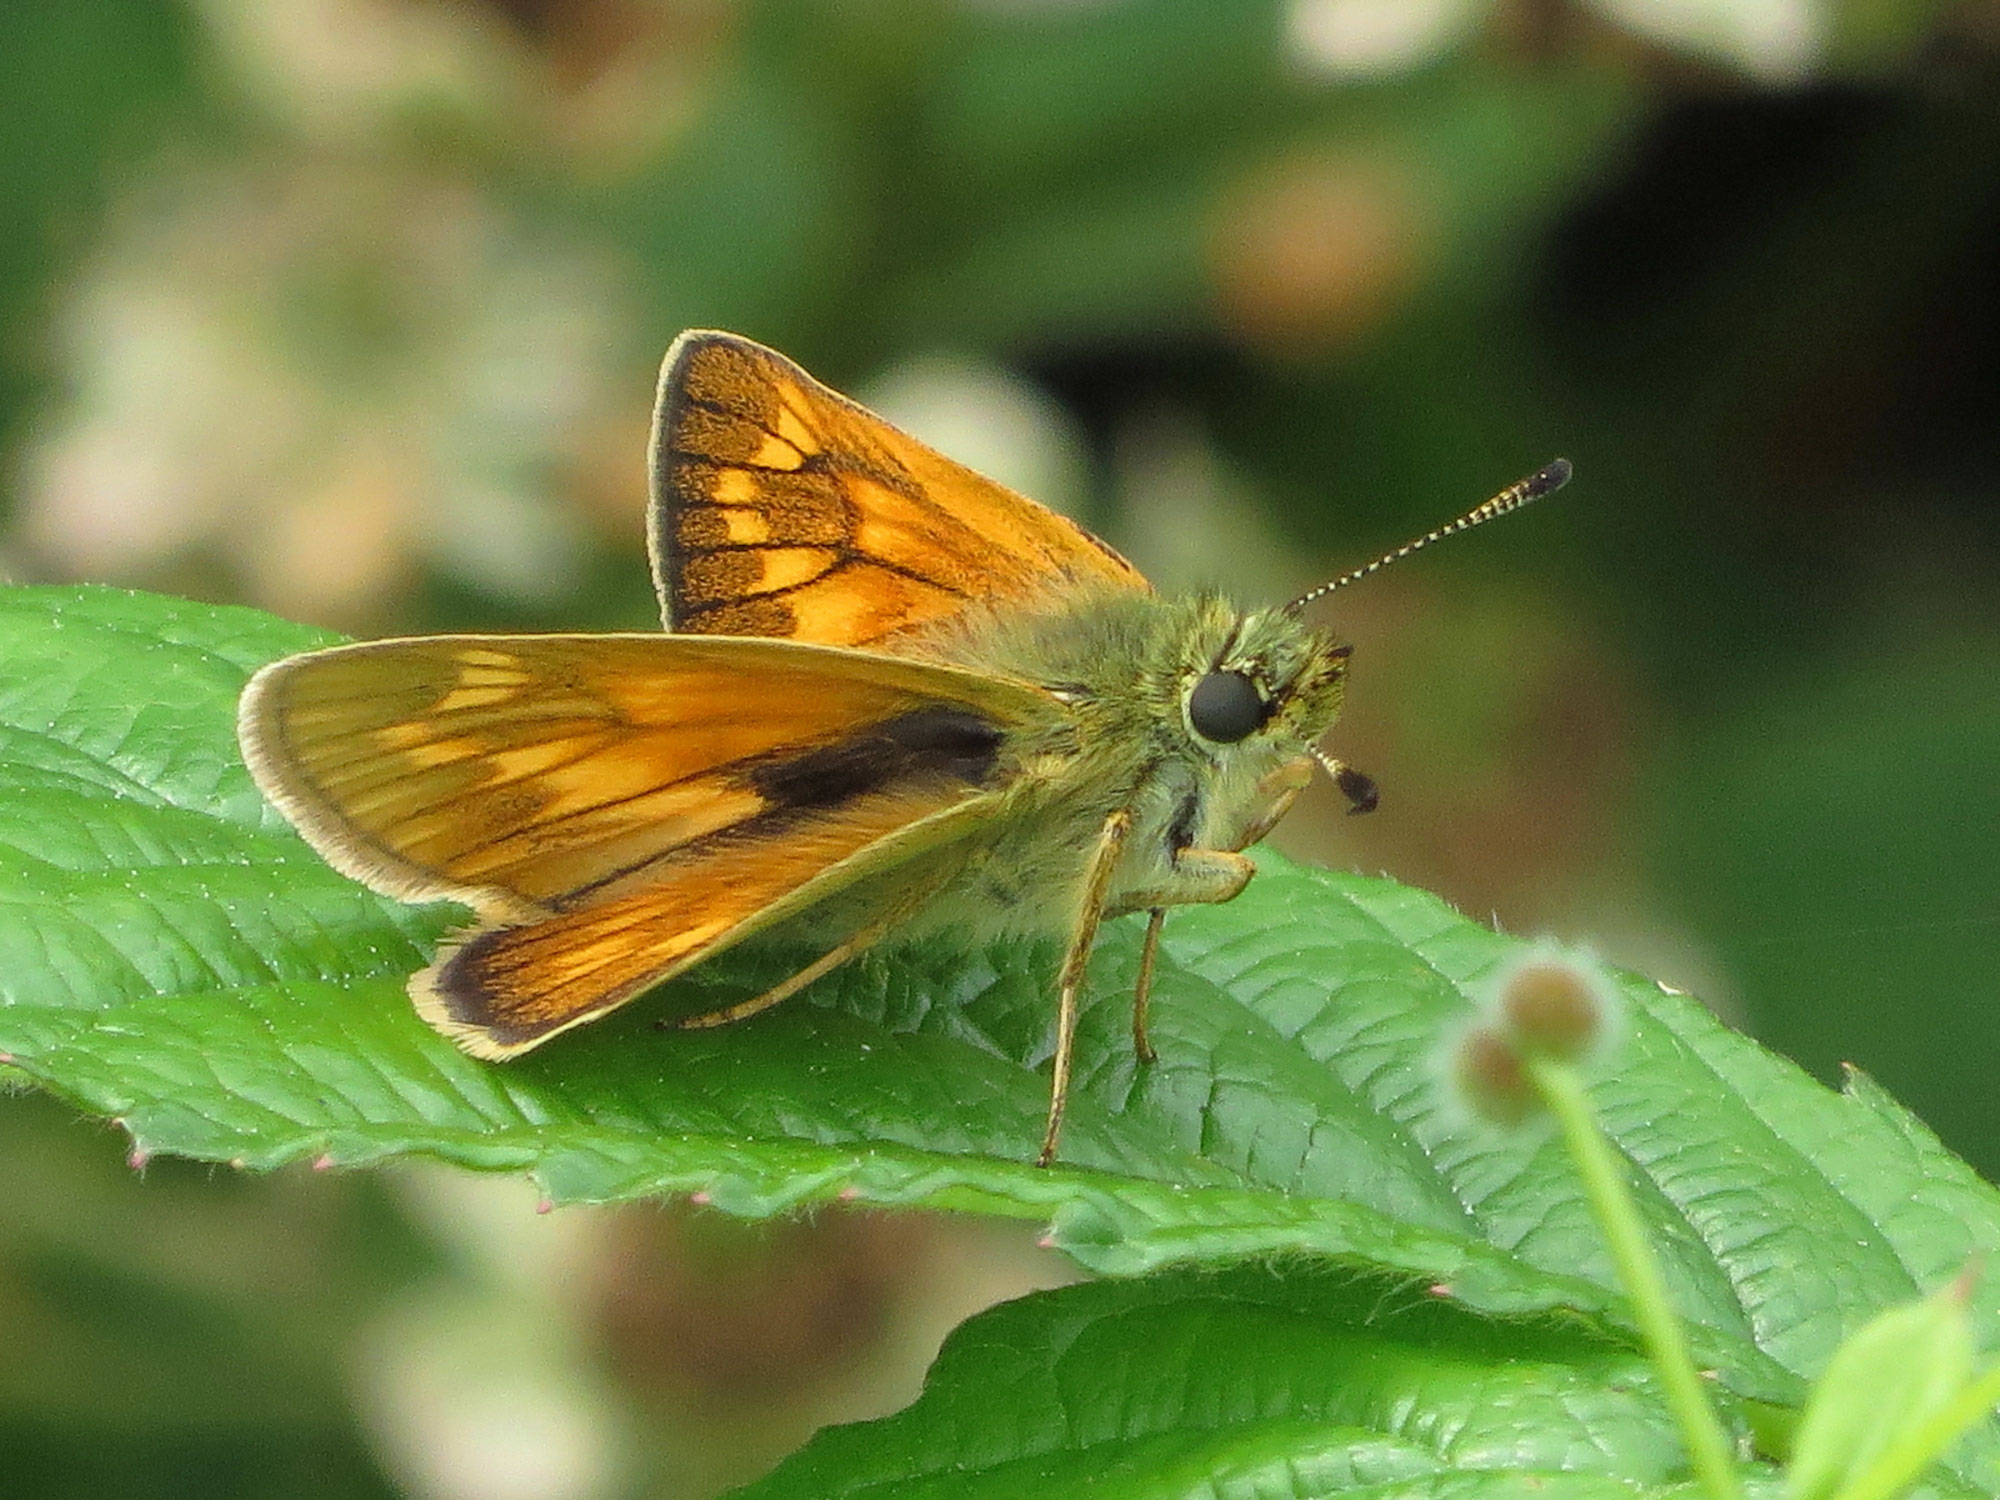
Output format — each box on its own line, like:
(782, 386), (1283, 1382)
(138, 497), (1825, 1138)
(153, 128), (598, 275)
(239, 332), (1566, 1163)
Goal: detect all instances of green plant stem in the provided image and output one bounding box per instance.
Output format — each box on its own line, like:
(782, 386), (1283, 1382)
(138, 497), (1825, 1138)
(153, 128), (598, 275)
(1528, 1056), (1744, 1500)
(1833, 1359), (2000, 1500)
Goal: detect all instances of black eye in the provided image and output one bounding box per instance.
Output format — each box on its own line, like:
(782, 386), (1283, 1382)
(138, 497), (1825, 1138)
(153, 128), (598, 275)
(1187, 670), (1267, 744)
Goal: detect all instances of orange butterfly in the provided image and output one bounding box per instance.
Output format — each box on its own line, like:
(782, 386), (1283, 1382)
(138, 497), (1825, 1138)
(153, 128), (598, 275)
(239, 332), (1564, 1163)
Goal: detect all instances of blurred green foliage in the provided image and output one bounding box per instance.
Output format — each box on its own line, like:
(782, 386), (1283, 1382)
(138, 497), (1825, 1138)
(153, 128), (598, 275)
(2, 1), (1998, 1496)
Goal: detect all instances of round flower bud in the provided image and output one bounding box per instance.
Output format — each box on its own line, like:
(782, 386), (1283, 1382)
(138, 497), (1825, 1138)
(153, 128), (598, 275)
(1450, 1021), (1540, 1126)
(1500, 958), (1610, 1062)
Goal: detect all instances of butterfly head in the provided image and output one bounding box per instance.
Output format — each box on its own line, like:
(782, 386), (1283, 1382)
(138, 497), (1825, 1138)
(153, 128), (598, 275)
(1188, 606), (1350, 752)
(1224, 455), (1573, 822)
(1176, 604), (1364, 849)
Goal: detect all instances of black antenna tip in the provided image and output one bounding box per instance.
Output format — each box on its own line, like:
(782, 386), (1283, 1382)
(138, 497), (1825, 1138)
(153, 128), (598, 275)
(1336, 767), (1379, 815)
(1526, 458), (1573, 499)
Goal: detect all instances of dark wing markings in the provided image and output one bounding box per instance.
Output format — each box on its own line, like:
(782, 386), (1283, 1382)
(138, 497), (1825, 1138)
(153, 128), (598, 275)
(548, 707), (1007, 905)
(672, 555), (974, 618)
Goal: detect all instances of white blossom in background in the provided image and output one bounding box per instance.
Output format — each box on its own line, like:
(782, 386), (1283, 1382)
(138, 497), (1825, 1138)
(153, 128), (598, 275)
(1285, 0), (1489, 79)
(1586, 0), (1823, 80)
(1290, 0), (1825, 82)
(192, 0), (718, 161)
(194, 0), (507, 142)
(355, 1169), (635, 1500)
(17, 157), (631, 624)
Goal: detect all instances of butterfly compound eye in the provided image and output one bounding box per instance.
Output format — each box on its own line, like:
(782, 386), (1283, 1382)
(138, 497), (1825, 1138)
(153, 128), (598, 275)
(1187, 670), (1267, 744)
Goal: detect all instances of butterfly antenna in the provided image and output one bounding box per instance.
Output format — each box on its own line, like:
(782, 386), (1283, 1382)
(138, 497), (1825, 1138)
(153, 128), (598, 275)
(1286, 458), (1571, 614)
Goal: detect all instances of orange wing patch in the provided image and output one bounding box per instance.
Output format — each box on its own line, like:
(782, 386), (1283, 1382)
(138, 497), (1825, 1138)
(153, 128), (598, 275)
(238, 632), (1057, 922)
(648, 331), (1148, 649)
(414, 780), (986, 1055)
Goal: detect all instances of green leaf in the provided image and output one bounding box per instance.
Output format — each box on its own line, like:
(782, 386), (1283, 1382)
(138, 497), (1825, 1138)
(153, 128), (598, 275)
(730, 1264), (1720, 1500)
(1788, 1276), (1975, 1500)
(6, 584), (2000, 1488)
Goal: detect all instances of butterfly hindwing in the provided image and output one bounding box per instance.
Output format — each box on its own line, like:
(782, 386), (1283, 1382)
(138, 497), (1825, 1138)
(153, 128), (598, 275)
(648, 330), (1147, 648)
(414, 783), (993, 1054)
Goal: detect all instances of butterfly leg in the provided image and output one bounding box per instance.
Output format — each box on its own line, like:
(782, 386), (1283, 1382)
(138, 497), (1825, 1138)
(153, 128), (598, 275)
(1111, 846), (1259, 1074)
(676, 879), (947, 1032)
(674, 936), (874, 1030)
(1039, 806), (1135, 1168)
(1115, 849), (1257, 915)
(1131, 908), (1166, 1066)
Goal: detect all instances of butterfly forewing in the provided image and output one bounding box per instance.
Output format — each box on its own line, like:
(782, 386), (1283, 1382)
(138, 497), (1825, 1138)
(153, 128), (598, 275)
(649, 331), (1147, 649)
(239, 633), (1058, 922)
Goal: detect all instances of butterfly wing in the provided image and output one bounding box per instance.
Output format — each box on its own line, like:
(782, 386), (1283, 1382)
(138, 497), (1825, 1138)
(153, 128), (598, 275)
(414, 785), (994, 1054)
(240, 633), (1060, 1053)
(648, 330), (1148, 648)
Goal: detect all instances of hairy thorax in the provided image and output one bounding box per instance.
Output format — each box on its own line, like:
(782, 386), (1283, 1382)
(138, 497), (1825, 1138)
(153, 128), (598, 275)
(867, 585), (1348, 940)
